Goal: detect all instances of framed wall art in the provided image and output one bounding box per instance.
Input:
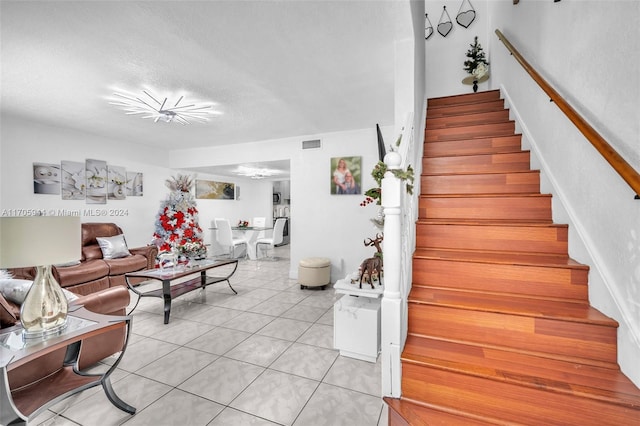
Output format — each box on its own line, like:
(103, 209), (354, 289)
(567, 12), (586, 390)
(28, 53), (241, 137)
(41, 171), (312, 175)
(195, 180), (235, 200)
(33, 162), (61, 195)
(330, 156), (362, 195)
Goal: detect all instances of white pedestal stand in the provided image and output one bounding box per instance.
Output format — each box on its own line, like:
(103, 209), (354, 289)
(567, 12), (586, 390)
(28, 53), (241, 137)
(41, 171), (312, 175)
(333, 274), (383, 363)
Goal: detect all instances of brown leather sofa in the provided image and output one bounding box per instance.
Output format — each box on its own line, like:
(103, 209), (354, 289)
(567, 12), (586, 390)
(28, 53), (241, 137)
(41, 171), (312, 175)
(11, 222), (158, 296)
(1, 285), (131, 390)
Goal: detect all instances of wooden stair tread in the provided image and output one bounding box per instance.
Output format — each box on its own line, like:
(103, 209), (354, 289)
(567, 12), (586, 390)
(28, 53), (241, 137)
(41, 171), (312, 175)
(417, 218), (566, 227)
(426, 111), (511, 129)
(402, 336), (640, 409)
(420, 193), (550, 199)
(427, 100), (506, 119)
(413, 247), (585, 268)
(423, 147), (526, 158)
(422, 169), (539, 177)
(384, 396), (495, 426)
(408, 286), (616, 325)
(427, 90), (501, 108)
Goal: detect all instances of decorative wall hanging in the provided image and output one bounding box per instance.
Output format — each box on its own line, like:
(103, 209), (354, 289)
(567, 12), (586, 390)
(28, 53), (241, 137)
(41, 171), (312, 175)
(35, 159), (143, 203)
(107, 165), (127, 200)
(195, 180), (235, 200)
(33, 163), (61, 195)
(424, 13), (434, 40)
(126, 172), (144, 196)
(456, 0), (476, 28)
(437, 6), (453, 37)
(61, 161), (85, 200)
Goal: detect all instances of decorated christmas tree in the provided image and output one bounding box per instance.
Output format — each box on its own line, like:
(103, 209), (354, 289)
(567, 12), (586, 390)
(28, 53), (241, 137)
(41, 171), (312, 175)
(152, 174), (206, 265)
(463, 36), (489, 76)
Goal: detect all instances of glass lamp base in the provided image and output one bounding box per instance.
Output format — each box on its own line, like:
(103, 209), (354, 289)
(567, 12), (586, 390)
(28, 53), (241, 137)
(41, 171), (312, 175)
(20, 264), (69, 339)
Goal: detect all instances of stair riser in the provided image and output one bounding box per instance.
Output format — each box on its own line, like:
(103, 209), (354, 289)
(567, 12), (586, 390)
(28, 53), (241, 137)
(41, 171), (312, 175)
(401, 363), (636, 426)
(421, 171), (541, 195)
(428, 90), (501, 108)
(408, 305), (618, 365)
(412, 258), (588, 302)
(419, 196), (551, 221)
(426, 110), (510, 129)
(424, 135), (522, 157)
(416, 223), (568, 254)
(427, 99), (505, 118)
(423, 152), (531, 175)
(425, 122), (515, 142)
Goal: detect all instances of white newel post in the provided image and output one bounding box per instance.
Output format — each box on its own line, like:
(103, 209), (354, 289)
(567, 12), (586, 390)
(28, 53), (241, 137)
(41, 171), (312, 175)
(381, 150), (403, 397)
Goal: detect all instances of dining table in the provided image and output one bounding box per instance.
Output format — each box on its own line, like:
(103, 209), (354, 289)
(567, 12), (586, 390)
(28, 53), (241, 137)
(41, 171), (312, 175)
(230, 226), (272, 260)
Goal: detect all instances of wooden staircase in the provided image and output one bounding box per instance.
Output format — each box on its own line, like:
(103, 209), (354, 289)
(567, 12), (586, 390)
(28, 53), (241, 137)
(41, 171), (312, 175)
(385, 90), (640, 425)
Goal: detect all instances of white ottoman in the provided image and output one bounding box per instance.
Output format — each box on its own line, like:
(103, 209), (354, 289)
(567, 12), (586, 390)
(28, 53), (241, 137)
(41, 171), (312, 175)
(298, 257), (331, 290)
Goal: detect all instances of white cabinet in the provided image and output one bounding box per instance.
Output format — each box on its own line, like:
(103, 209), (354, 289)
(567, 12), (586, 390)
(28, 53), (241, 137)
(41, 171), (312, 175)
(333, 296), (381, 362)
(333, 277), (382, 363)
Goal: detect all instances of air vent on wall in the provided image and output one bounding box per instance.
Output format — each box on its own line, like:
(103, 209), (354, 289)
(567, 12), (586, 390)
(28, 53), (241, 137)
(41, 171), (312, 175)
(302, 139), (322, 150)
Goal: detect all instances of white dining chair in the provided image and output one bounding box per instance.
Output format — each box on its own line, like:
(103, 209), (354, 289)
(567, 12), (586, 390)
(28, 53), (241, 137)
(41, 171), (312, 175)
(252, 217), (266, 239)
(255, 218), (286, 260)
(214, 218), (247, 259)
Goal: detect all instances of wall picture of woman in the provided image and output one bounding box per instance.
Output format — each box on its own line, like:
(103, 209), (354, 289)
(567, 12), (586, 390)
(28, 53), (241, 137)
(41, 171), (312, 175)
(331, 156), (362, 195)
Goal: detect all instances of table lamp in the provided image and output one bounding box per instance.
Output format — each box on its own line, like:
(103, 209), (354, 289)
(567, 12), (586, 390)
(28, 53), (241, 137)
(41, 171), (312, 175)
(0, 216), (81, 338)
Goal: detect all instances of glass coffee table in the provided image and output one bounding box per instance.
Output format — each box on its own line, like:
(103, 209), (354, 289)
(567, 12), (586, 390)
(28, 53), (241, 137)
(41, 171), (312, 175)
(0, 305), (135, 425)
(125, 258), (238, 324)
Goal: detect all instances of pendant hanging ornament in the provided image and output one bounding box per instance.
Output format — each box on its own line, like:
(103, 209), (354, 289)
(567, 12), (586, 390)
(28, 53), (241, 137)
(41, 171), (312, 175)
(425, 13), (434, 40)
(437, 6), (453, 37)
(456, 0), (476, 28)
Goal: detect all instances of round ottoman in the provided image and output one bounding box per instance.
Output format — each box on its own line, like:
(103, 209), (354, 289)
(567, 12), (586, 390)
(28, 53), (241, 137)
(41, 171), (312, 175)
(298, 257), (331, 290)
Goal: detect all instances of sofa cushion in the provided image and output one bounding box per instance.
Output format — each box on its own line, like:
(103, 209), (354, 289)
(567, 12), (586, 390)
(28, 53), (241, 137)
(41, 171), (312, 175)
(53, 259), (110, 287)
(66, 276), (110, 296)
(83, 245), (103, 261)
(96, 234), (131, 259)
(0, 278), (79, 305)
(104, 254), (147, 276)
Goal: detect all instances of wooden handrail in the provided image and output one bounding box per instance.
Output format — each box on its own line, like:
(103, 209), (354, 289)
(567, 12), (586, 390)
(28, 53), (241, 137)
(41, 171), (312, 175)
(495, 29), (640, 199)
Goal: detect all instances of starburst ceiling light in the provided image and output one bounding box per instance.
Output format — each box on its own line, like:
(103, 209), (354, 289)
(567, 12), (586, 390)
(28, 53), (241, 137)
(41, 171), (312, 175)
(235, 166), (283, 179)
(108, 88), (220, 125)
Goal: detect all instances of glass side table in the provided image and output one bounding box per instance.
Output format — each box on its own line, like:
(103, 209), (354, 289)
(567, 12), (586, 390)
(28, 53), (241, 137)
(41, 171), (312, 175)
(0, 305), (135, 425)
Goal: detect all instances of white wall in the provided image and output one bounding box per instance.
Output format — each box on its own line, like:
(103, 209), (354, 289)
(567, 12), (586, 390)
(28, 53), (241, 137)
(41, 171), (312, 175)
(485, 1), (640, 385)
(0, 114), (275, 254)
(1, 114), (169, 248)
(424, 0), (490, 99)
(170, 126), (395, 280)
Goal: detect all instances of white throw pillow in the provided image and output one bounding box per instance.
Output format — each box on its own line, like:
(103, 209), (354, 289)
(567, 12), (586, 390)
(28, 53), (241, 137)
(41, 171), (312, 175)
(0, 278), (78, 305)
(96, 234), (131, 259)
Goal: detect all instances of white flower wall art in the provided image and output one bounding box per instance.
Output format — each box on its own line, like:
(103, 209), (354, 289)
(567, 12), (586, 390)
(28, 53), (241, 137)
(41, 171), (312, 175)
(61, 160), (86, 200)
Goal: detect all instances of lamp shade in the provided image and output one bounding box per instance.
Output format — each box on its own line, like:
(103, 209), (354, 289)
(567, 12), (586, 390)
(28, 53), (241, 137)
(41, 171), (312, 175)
(0, 216), (81, 268)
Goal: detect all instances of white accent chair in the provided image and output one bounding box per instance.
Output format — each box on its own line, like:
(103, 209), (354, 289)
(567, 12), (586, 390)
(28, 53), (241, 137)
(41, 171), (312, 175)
(255, 218), (286, 260)
(215, 218), (247, 259)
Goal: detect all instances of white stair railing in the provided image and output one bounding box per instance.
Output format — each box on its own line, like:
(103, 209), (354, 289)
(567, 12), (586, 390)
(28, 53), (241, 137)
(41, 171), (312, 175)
(381, 112), (417, 397)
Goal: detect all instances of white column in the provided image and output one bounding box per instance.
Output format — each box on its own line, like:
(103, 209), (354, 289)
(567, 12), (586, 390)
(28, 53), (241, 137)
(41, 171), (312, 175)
(381, 150), (403, 397)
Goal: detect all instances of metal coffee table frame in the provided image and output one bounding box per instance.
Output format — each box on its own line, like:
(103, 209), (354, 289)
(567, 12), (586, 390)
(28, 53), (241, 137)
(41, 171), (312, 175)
(126, 258), (238, 324)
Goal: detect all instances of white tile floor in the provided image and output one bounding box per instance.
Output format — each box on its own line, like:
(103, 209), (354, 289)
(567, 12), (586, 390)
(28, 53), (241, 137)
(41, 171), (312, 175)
(32, 245), (388, 426)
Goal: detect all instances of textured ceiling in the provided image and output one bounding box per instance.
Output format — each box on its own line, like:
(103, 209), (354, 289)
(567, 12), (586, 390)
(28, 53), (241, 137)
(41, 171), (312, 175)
(1, 0), (402, 160)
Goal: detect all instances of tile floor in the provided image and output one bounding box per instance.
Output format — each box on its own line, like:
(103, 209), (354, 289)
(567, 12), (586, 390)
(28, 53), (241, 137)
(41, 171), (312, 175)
(32, 245), (388, 426)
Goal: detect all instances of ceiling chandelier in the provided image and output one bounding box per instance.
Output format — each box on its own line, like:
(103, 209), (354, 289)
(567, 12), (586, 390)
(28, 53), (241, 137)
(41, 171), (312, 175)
(108, 88), (220, 125)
